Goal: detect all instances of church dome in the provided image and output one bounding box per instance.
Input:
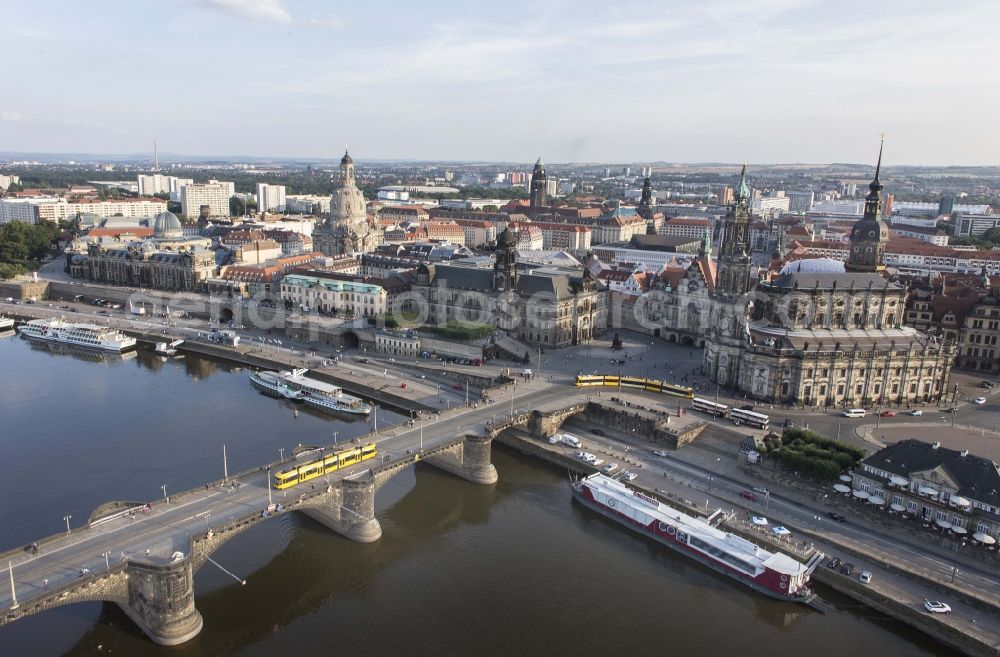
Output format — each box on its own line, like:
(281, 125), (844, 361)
(153, 211), (183, 238)
(497, 227), (516, 246)
(341, 150), (353, 165)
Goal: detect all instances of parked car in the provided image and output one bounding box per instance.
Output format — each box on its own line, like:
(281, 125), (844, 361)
(826, 512), (846, 522)
(840, 563), (854, 576)
(981, 381), (995, 389)
(653, 450), (668, 457)
(826, 557), (842, 570)
(924, 600), (951, 614)
(974, 397), (987, 405)
(909, 409), (923, 416)
(601, 463), (618, 474)
(740, 490), (758, 502)
(623, 471), (638, 481)
(879, 410), (896, 417)
(591, 458), (604, 467)
(859, 571), (873, 584)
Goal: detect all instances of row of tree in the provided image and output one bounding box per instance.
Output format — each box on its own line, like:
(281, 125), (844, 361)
(0, 220), (61, 279)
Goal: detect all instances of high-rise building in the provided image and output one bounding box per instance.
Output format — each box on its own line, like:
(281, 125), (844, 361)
(718, 186), (734, 205)
(256, 183), (287, 213)
(180, 182), (233, 218)
(938, 195), (955, 216)
(138, 174), (192, 197)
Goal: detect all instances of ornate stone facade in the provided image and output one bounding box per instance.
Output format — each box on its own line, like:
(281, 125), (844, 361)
(410, 228), (606, 348)
(635, 153), (954, 406)
(313, 150), (383, 256)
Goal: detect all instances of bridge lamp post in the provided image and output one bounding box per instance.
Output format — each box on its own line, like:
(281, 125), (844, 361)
(7, 561), (17, 610)
(333, 431), (338, 446)
(103, 551), (111, 570)
(278, 447), (285, 463)
(161, 484), (168, 503)
(63, 514), (72, 534)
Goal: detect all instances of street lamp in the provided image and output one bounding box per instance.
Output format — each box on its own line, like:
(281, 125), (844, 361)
(708, 475), (713, 492)
(161, 484), (168, 503)
(333, 431), (339, 446)
(63, 514), (72, 534)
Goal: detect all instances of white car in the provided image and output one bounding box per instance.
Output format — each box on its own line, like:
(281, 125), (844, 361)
(909, 409), (923, 416)
(653, 450), (668, 457)
(924, 600), (951, 614)
(623, 471), (638, 481)
(974, 397), (987, 405)
(602, 463), (618, 474)
(591, 458), (604, 467)
(859, 571), (872, 584)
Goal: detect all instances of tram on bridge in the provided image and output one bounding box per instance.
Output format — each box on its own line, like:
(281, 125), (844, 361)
(574, 374), (694, 399)
(273, 443), (378, 490)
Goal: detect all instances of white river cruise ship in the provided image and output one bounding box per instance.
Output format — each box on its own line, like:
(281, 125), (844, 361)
(17, 318), (137, 352)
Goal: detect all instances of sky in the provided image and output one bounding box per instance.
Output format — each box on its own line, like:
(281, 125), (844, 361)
(1, 0), (998, 165)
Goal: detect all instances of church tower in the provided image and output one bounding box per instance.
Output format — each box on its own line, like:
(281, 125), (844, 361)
(715, 164), (753, 297)
(637, 176), (653, 221)
(846, 140), (889, 273)
(529, 157), (548, 208)
(493, 227), (518, 291)
(313, 149), (378, 256)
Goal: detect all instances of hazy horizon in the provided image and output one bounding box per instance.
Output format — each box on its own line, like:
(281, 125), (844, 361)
(2, 0), (999, 166)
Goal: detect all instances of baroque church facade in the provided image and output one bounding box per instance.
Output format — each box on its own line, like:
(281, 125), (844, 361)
(410, 227), (606, 348)
(313, 150), (383, 256)
(637, 148), (954, 407)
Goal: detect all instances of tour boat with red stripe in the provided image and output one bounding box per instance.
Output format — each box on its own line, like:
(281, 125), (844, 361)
(572, 473), (823, 602)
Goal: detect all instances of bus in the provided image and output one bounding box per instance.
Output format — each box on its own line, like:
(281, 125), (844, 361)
(691, 397), (729, 418)
(729, 408), (769, 430)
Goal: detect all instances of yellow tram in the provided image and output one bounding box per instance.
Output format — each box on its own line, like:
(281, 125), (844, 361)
(273, 443), (378, 490)
(574, 375), (693, 399)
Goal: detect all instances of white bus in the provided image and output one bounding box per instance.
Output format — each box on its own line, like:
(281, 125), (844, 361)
(730, 408), (769, 430)
(691, 397), (729, 418)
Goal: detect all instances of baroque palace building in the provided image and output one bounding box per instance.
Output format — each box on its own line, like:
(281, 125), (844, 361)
(636, 146), (954, 406)
(409, 227), (606, 348)
(313, 150), (383, 256)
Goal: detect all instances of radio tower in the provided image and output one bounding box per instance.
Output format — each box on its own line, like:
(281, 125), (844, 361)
(153, 138), (159, 171)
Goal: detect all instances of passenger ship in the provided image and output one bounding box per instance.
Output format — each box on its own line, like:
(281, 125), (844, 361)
(0, 316), (14, 331)
(572, 474), (822, 602)
(249, 370), (306, 400)
(250, 369), (371, 415)
(17, 318), (137, 352)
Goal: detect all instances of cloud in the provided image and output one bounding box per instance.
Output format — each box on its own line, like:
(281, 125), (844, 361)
(0, 111), (22, 122)
(193, 0), (291, 23)
(307, 15), (346, 30)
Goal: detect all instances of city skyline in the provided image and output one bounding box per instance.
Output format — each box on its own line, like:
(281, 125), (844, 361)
(1, 0), (999, 165)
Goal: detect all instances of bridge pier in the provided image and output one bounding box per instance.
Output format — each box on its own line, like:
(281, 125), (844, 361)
(122, 560), (203, 646)
(301, 477), (382, 543)
(425, 434), (498, 485)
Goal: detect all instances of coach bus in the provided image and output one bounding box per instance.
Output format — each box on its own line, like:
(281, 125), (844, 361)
(690, 397), (729, 418)
(729, 407), (770, 430)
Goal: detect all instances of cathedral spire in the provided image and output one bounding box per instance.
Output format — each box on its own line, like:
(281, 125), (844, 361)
(846, 139), (889, 273)
(735, 162), (750, 203)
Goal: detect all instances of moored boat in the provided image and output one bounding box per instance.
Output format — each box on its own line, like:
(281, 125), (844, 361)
(571, 473), (822, 603)
(17, 317), (136, 352)
(249, 370), (306, 400)
(0, 316), (14, 331)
